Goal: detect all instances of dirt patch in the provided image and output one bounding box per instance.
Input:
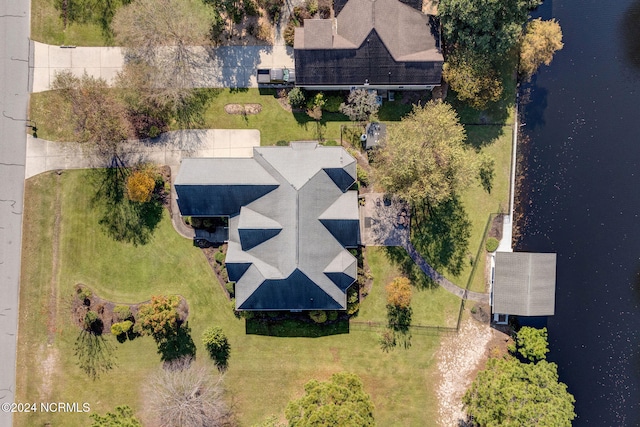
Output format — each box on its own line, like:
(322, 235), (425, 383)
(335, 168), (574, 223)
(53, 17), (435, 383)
(488, 214), (504, 240)
(435, 318), (494, 426)
(38, 345), (59, 401)
(224, 103), (262, 115)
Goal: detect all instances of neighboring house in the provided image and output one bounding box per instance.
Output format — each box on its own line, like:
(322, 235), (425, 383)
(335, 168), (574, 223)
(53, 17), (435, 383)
(174, 143), (360, 311)
(492, 252), (557, 326)
(293, 0), (443, 91)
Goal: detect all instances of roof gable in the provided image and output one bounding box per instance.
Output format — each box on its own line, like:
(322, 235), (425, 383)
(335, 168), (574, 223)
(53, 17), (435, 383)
(176, 144), (359, 311)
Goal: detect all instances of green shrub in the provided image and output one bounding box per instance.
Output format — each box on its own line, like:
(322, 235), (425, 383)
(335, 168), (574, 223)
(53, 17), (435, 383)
(327, 310), (339, 321)
(84, 310), (100, 331)
(113, 305), (132, 321)
(308, 310), (327, 323)
(221, 267), (229, 282)
(267, 311), (279, 318)
(276, 140), (290, 146)
(347, 287), (360, 315)
(202, 326), (231, 369)
(191, 217), (203, 228)
(306, 0), (318, 15)
(214, 251), (226, 265)
(202, 218), (213, 228)
(485, 237), (499, 252)
(225, 281), (235, 297)
(323, 95), (344, 113)
(357, 166), (369, 187)
(284, 21), (297, 47)
(245, 0), (260, 16)
(288, 87), (306, 108)
(184, 216), (191, 225)
(75, 284), (92, 301)
(322, 140), (339, 146)
(111, 320), (133, 336)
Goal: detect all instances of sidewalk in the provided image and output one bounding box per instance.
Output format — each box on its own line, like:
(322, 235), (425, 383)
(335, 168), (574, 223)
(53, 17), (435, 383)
(30, 42), (294, 92)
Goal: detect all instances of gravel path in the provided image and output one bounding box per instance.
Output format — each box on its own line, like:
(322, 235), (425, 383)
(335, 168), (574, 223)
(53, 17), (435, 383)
(435, 319), (494, 426)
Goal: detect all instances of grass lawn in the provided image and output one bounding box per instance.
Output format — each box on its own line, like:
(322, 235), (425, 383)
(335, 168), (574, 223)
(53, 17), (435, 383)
(410, 124), (512, 294)
(31, 0), (110, 46)
(16, 170), (452, 427)
(359, 247), (461, 329)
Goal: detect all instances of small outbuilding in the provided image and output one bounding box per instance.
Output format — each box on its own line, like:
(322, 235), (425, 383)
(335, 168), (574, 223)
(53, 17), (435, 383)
(492, 252), (557, 325)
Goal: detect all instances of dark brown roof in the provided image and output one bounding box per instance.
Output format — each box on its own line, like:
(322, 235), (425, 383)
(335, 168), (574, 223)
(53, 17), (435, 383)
(294, 29), (443, 86)
(294, 0), (442, 62)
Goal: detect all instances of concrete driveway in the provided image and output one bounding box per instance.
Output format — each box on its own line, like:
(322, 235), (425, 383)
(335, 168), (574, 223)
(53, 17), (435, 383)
(30, 42), (294, 92)
(26, 129), (261, 178)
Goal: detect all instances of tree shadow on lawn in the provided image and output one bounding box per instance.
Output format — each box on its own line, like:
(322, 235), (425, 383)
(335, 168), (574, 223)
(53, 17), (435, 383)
(384, 246), (437, 290)
(245, 318), (349, 337)
(410, 197), (472, 279)
(158, 323), (197, 363)
(90, 167), (163, 246)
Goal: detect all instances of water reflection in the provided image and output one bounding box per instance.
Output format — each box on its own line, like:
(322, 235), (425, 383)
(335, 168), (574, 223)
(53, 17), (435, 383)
(520, 75), (548, 131)
(621, 0), (640, 71)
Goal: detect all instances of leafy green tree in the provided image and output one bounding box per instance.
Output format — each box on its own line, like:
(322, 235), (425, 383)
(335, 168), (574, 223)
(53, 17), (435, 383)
(288, 87), (306, 109)
(202, 326), (231, 370)
(519, 18), (564, 80)
(443, 54), (503, 110)
(339, 89), (379, 122)
(439, 0), (540, 58)
(90, 405), (142, 427)
(374, 102), (475, 206)
(285, 372), (375, 427)
(463, 357), (575, 426)
(515, 326), (550, 362)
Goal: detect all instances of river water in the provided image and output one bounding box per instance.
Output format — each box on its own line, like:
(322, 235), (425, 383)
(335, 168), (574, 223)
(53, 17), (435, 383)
(517, 0), (640, 424)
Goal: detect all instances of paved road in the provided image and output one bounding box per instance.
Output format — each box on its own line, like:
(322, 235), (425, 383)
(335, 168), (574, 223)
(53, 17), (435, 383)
(0, 0), (30, 424)
(31, 42), (294, 92)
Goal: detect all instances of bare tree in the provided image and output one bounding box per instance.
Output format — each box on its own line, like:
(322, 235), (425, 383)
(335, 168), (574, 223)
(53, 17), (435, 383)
(145, 357), (234, 427)
(112, 0), (214, 98)
(52, 70), (132, 165)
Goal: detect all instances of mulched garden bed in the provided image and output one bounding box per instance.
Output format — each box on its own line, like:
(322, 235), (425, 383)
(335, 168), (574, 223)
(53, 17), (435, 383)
(224, 104), (262, 115)
(71, 284), (188, 336)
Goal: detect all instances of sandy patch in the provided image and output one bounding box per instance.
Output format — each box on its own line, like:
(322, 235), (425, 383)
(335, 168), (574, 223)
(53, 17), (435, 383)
(435, 319), (493, 426)
(39, 345), (59, 401)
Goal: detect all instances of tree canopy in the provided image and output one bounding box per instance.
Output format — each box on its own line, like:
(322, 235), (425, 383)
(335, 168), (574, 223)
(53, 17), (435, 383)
(52, 71), (132, 163)
(145, 358), (232, 427)
(463, 357), (575, 426)
(135, 295), (182, 342)
(514, 326), (550, 362)
(386, 277), (412, 309)
(519, 18), (564, 80)
(285, 372), (375, 427)
(126, 169), (156, 203)
(442, 54), (503, 110)
(439, 0), (540, 58)
(464, 326), (575, 426)
(90, 405), (142, 427)
(374, 101), (474, 206)
(112, 0), (214, 106)
(339, 89), (380, 122)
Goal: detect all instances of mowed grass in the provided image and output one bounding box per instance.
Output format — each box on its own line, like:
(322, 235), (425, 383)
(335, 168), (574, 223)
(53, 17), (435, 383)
(30, 88), (414, 145)
(31, 0), (109, 46)
(16, 170), (449, 427)
(359, 247), (461, 328)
